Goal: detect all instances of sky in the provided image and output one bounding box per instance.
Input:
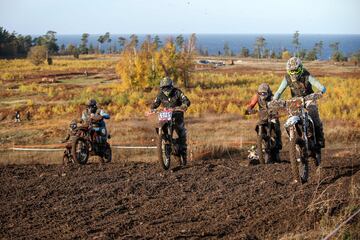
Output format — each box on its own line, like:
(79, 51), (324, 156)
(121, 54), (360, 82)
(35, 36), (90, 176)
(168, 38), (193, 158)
(0, 0), (359, 35)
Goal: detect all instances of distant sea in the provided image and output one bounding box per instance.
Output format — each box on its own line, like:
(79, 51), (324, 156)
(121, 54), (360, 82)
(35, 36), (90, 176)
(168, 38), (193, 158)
(53, 34), (360, 60)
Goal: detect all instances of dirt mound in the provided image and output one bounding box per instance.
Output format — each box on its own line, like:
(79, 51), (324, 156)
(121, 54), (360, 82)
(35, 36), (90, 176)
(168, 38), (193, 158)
(0, 152), (359, 239)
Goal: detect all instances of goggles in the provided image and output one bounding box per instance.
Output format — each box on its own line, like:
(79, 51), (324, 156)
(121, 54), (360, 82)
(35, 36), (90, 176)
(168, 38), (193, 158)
(258, 92), (268, 97)
(287, 67), (303, 75)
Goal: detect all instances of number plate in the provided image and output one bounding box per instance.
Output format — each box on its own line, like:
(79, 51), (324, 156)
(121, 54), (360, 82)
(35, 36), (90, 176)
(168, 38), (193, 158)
(159, 111), (172, 121)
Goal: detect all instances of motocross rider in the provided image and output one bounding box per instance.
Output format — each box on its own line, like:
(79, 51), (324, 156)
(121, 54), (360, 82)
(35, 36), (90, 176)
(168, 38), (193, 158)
(61, 119), (80, 145)
(81, 99), (110, 144)
(150, 77), (191, 163)
(246, 83), (282, 162)
(273, 57), (326, 149)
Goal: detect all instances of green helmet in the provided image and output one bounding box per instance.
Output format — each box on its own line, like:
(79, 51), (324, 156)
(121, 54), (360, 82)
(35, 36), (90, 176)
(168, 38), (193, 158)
(160, 77), (174, 96)
(160, 77), (173, 88)
(286, 57), (303, 81)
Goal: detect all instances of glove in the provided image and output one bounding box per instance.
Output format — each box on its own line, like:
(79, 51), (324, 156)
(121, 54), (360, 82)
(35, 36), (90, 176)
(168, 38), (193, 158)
(244, 108), (251, 115)
(180, 104), (188, 111)
(145, 109), (156, 117)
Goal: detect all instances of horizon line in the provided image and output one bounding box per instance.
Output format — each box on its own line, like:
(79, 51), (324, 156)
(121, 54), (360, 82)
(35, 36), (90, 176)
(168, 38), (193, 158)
(24, 32), (360, 36)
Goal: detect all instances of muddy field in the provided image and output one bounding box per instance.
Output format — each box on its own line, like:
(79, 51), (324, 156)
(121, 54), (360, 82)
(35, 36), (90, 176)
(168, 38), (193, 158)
(0, 150), (359, 239)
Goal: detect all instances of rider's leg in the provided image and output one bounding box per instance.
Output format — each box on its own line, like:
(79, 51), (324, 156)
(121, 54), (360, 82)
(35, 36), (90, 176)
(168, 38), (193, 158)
(274, 119), (282, 162)
(174, 120), (187, 162)
(307, 103), (325, 148)
(274, 119), (282, 150)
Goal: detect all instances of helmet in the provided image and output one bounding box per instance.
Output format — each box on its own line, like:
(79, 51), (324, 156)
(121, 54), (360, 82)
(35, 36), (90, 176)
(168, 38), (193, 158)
(70, 119), (77, 130)
(87, 99), (97, 113)
(87, 99), (97, 107)
(160, 77), (173, 88)
(286, 57), (303, 81)
(257, 83), (271, 99)
(160, 77), (174, 96)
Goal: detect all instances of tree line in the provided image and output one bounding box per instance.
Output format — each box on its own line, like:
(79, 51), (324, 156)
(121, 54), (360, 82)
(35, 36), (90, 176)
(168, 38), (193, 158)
(0, 27), (359, 64)
(204, 31), (359, 63)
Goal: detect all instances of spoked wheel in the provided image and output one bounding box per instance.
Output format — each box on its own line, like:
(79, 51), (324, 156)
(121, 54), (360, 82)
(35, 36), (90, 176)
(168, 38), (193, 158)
(158, 133), (171, 170)
(289, 135), (308, 184)
(72, 137), (89, 165)
(101, 144), (112, 163)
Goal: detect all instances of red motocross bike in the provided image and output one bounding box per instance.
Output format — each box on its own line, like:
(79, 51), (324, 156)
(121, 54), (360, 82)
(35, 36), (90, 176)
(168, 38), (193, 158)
(63, 121), (112, 165)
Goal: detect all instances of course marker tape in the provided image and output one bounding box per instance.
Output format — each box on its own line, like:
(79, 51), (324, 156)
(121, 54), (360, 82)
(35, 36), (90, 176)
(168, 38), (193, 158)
(8, 146), (157, 152)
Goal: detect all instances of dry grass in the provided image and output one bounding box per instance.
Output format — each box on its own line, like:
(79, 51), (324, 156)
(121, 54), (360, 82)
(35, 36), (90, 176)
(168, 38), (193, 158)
(1, 57), (360, 164)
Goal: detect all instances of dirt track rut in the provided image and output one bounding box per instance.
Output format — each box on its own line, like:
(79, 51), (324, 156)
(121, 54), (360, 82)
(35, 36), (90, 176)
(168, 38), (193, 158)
(0, 152), (359, 239)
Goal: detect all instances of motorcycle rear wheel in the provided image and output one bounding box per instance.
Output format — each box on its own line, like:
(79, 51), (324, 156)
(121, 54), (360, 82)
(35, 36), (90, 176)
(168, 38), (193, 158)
(101, 143), (112, 163)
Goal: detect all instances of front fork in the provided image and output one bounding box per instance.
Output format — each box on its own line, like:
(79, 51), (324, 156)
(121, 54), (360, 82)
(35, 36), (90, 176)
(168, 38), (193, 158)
(303, 112), (309, 153)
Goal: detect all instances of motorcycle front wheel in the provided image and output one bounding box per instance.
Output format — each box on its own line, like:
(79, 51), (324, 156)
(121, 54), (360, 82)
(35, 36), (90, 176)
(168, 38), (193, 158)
(72, 137), (89, 165)
(289, 133), (308, 184)
(158, 132), (171, 170)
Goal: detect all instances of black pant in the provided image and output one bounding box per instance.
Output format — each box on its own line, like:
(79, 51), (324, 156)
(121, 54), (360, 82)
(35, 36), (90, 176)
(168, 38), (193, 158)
(307, 103), (325, 148)
(173, 116), (187, 158)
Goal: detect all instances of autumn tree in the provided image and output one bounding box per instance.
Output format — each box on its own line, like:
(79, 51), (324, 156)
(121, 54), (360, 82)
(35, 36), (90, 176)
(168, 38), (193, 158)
(116, 35), (195, 90)
(28, 45), (47, 65)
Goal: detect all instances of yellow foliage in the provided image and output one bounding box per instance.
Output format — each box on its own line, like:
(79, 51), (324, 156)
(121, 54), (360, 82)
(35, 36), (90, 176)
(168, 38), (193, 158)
(116, 38), (195, 90)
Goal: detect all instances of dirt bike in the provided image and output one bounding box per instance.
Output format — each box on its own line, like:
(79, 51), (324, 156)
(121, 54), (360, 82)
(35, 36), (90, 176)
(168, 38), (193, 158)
(270, 92), (322, 183)
(246, 107), (280, 164)
(147, 107), (186, 170)
(63, 121), (112, 165)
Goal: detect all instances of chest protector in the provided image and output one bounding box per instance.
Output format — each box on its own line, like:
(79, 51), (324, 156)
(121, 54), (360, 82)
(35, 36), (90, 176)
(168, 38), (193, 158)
(285, 69), (313, 97)
(159, 89), (183, 108)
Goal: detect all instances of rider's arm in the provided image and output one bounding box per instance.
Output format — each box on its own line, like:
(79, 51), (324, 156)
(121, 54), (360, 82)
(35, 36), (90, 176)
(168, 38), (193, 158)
(81, 111), (88, 122)
(273, 77), (288, 100)
(100, 109), (110, 119)
(179, 90), (191, 108)
(246, 94), (258, 110)
(308, 75), (326, 94)
(150, 93), (162, 110)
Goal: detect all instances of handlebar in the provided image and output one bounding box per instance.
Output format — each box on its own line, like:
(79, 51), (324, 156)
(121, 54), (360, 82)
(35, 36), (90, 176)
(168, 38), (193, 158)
(269, 92), (323, 112)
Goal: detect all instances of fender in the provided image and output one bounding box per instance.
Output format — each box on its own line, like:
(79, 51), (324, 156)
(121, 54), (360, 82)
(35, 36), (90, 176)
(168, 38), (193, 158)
(284, 116), (301, 128)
